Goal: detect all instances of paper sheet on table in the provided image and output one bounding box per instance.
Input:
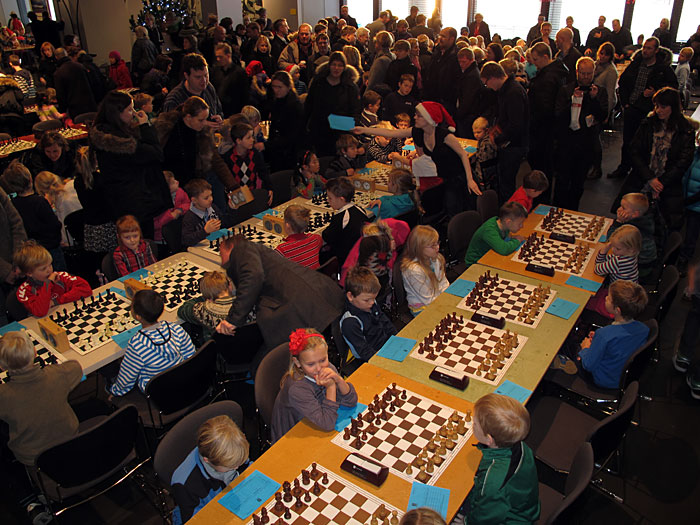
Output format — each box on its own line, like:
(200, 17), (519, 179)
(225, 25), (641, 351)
(218, 470), (281, 519)
(111, 325), (142, 349)
(407, 482), (450, 519)
(0, 321), (27, 335)
(566, 276), (602, 293)
(335, 403), (368, 431)
(117, 268), (150, 282)
(328, 114), (356, 131)
(465, 145), (477, 153)
(376, 335), (417, 362)
(253, 208), (276, 220)
(445, 279), (476, 297)
(534, 204), (553, 215)
(494, 380), (532, 403)
(206, 228), (231, 241)
(546, 298), (580, 320)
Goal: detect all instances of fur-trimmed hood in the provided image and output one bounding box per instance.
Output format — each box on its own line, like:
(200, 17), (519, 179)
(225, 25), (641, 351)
(312, 62), (360, 86)
(89, 124), (139, 155)
(629, 46), (673, 68)
(0, 75), (21, 90)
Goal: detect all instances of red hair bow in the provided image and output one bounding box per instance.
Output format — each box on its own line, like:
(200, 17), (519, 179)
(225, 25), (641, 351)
(289, 329), (318, 356)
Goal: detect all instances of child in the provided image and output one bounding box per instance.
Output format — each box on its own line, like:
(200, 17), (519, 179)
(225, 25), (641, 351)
(36, 90), (63, 122)
(108, 50), (133, 89)
(240, 105), (266, 152)
(171, 415), (250, 524)
(609, 193), (656, 280)
(676, 47), (693, 109)
(401, 225), (449, 315)
(507, 170), (549, 212)
(359, 89), (381, 128)
(368, 167), (419, 219)
(322, 177), (370, 265)
(340, 266), (397, 361)
(471, 117), (498, 193)
(226, 121), (272, 205)
(178, 270), (236, 340)
(292, 150), (325, 199)
(367, 122), (408, 165)
(34, 170), (82, 246)
(682, 150), (700, 273)
(133, 92), (155, 120)
(270, 328), (357, 442)
(0, 331), (83, 466)
(108, 290), (195, 398)
(275, 204), (323, 269)
(286, 64), (307, 95)
(326, 134), (367, 180)
(395, 113), (413, 147)
(153, 171), (190, 243)
(383, 74), (418, 124)
(399, 508), (446, 525)
(462, 393), (540, 525)
(113, 215), (157, 277)
(464, 202), (527, 267)
(14, 240), (92, 317)
(181, 179), (228, 248)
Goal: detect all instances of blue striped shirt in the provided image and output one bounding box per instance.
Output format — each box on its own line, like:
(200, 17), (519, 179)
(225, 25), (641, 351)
(594, 252), (638, 283)
(109, 321), (195, 396)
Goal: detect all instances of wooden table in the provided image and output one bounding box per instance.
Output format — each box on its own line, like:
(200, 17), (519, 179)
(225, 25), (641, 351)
(0, 125), (88, 158)
(370, 263), (590, 402)
(188, 363), (480, 524)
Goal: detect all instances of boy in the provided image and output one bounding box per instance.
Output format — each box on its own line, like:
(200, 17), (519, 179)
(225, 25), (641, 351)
(367, 122), (407, 165)
(464, 202), (527, 267)
(0, 331), (82, 466)
(507, 170), (549, 212)
(171, 415), (250, 524)
(608, 192), (656, 281)
(109, 290), (195, 398)
(275, 204), (323, 269)
(325, 134), (367, 180)
(15, 240), (92, 318)
(133, 92), (155, 120)
(463, 393), (540, 525)
(395, 113), (412, 130)
(340, 266), (397, 362)
(470, 117), (498, 193)
(178, 271), (235, 341)
(181, 179), (230, 247)
(322, 177), (370, 265)
(382, 74), (418, 125)
(676, 47), (693, 109)
(359, 89), (381, 128)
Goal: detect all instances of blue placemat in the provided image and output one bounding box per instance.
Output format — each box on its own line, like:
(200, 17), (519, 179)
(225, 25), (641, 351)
(328, 114), (356, 131)
(402, 144), (416, 152)
(465, 145), (477, 153)
(356, 168), (370, 175)
(206, 228), (232, 241)
(376, 335), (417, 362)
(0, 321), (27, 335)
(335, 402), (367, 432)
(111, 325), (141, 349)
(534, 204), (553, 215)
(218, 470), (280, 520)
(494, 380), (532, 404)
(253, 208), (277, 220)
(407, 482), (450, 520)
(445, 279), (476, 297)
(546, 298), (580, 320)
(566, 275), (602, 293)
(117, 268), (150, 283)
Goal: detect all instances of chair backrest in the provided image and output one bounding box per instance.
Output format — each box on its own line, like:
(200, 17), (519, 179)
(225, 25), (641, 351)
(153, 400), (243, 488)
(146, 340), (217, 415)
(36, 404), (138, 489)
(586, 381), (639, 465)
(318, 156), (334, 177)
(229, 188), (271, 224)
(392, 256), (409, 315)
(101, 252), (119, 282)
(317, 256), (339, 282)
(161, 215), (183, 254)
(660, 231), (682, 269)
(0, 132), (11, 141)
(32, 119), (62, 138)
(254, 342), (291, 426)
(476, 189), (499, 223)
(652, 265), (679, 323)
(73, 112), (97, 126)
(269, 169), (293, 206)
(63, 209), (85, 245)
(621, 320), (658, 389)
(330, 314), (351, 371)
(544, 443), (594, 525)
(447, 210), (482, 263)
(394, 208), (419, 229)
(419, 184), (446, 225)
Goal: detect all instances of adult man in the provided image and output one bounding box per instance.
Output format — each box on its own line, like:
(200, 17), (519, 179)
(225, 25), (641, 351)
(367, 31), (394, 97)
(339, 5), (358, 29)
(423, 27), (461, 115)
(211, 43), (249, 116)
(526, 15), (545, 46)
(53, 47), (96, 120)
(163, 53), (223, 120)
(585, 16), (611, 56)
(384, 39), (418, 95)
(366, 11), (390, 40)
(481, 62), (529, 202)
(332, 25), (356, 52)
(565, 16), (581, 48)
(609, 19), (633, 61)
(554, 57), (608, 210)
(270, 18), (289, 64)
(278, 23), (314, 84)
(200, 24), (228, 69)
(468, 13), (490, 45)
(555, 27), (582, 83)
(532, 22), (556, 56)
(652, 18), (673, 49)
(308, 33), (331, 79)
(409, 14), (433, 40)
(356, 28), (372, 70)
(256, 8), (273, 33)
(406, 6), (419, 29)
(240, 22), (260, 64)
(455, 47), (482, 139)
(610, 37), (677, 179)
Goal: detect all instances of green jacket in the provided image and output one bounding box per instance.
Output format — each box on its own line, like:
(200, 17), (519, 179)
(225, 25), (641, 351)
(464, 217), (521, 267)
(464, 442), (540, 525)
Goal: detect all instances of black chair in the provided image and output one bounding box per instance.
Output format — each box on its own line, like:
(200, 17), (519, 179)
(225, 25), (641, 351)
(639, 265), (679, 324)
(34, 404), (151, 518)
(476, 189), (499, 223)
(213, 325), (265, 389)
(394, 208), (419, 229)
(254, 342), (290, 451)
(318, 156), (334, 177)
(0, 114), (27, 137)
(5, 290), (27, 321)
(268, 169), (293, 206)
(63, 209), (85, 246)
(229, 188), (271, 224)
(390, 257), (413, 326)
(100, 252), (119, 282)
(418, 183), (446, 227)
(32, 119), (62, 138)
(446, 210), (482, 280)
(73, 112), (97, 126)
(660, 230), (682, 269)
(537, 443), (594, 525)
(162, 216), (184, 254)
(330, 314), (362, 377)
(317, 255), (339, 282)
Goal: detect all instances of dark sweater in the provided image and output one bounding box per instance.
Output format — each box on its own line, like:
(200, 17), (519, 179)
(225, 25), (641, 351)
(181, 204), (228, 247)
(325, 154), (367, 180)
(321, 204), (369, 265)
(340, 299), (396, 361)
(12, 194), (62, 249)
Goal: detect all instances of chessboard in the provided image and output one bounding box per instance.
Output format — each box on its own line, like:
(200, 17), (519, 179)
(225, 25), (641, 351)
(248, 463), (403, 525)
(309, 190), (377, 211)
(535, 207), (612, 242)
(456, 270), (556, 328)
(136, 259), (210, 311)
(361, 166), (391, 190)
(264, 207), (333, 233)
(205, 225), (282, 254)
(0, 329), (65, 383)
(56, 127), (86, 139)
(331, 383), (473, 485)
(0, 138), (36, 156)
(409, 313), (528, 385)
(512, 233), (593, 276)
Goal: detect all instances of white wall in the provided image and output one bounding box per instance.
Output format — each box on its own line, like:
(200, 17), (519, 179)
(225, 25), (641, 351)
(296, 0), (338, 28)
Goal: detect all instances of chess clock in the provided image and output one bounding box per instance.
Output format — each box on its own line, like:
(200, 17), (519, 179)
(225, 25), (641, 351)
(429, 366), (469, 390)
(123, 278), (152, 300)
(261, 213), (285, 234)
(350, 176), (375, 192)
(36, 318), (71, 354)
(227, 185), (254, 209)
(340, 453), (389, 487)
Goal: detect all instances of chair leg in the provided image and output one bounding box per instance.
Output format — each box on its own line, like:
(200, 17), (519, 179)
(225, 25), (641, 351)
(590, 477), (625, 504)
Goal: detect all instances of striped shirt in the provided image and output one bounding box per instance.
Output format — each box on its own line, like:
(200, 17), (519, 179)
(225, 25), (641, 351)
(594, 252), (638, 283)
(275, 233), (323, 269)
(109, 321), (195, 396)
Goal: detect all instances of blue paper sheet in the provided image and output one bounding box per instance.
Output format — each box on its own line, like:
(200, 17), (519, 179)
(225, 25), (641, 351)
(111, 325), (141, 349)
(253, 208), (277, 220)
(402, 144), (416, 152)
(328, 114), (356, 131)
(117, 268), (150, 283)
(335, 402), (368, 431)
(110, 287), (128, 300)
(206, 228), (232, 241)
(218, 470), (281, 519)
(566, 275), (602, 293)
(534, 204), (553, 215)
(494, 380), (532, 403)
(0, 321), (27, 335)
(376, 335), (417, 362)
(445, 279), (476, 297)
(465, 145), (477, 153)
(407, 482), (450, 520)
(599, 233), (608, 243)
(546, 298), (580, 320)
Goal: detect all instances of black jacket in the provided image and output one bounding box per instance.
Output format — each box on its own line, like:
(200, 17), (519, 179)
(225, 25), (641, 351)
(609, 28), (633, 55)
(210, 63), (249, 117)
(0, 76), (23, 115)
(528, 59), (569, 132)
(494, 77), (529, 148)
(555, 47), (582, 84)
(271, 35), (288, 64)
(27, 143), (76, 180)
(11, 194), (61, 250)
(456, 61), (483, 129)
(322, 205), (369, 265)
(340, 299), (396, 361)
(131, 37), (159, 75)
(38, 56), (57, 88)
(265, 91), (305, 172)
(618, 47), (677, 112)
(555, 81), (609, 138)
(384, 55), (418, 95)
(423, 43), (461, 111)
(53, 56), (96, 119)
(467, 21), (491, 44)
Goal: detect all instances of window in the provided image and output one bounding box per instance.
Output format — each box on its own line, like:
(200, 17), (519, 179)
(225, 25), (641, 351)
(549, 0), (624, 38)
(676, 0), (700, 44)
(630, 0), (673, 44)
(346, 0), (374, 27)
(442, 0), (469, 33)
(473, 0), (540, 41)
(381, 0), (410, 21)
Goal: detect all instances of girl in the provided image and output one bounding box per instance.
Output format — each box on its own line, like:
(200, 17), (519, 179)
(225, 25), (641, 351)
(108, 50), (133, 89)
(34, 170), (83, 246)
(153, 171), (189, 243)
(112, 215), (157, 277)
(27, 131), (75, 181)
(368, 168), (420, 219)
(270, 329), (357, 443)
(401, 225), (449, 316)
(399, 508), (446, 525)
(35, 90), (63, 122)
(292, 150), (325, 198)
(38, 42), (57, 88)
(240, 105), (266, 153)
(252, 35), (274, 79)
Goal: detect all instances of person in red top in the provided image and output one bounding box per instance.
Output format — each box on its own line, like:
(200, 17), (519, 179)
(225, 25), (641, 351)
(112, 215), (157, 277)
(507, 170), (549, 213)
(153, 171), (190, 242)
(108, 50), (133, 89)
(275, 204), (322, 269)
(15, 240), (92, 318)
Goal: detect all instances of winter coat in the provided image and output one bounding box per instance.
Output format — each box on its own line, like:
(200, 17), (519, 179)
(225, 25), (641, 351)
(423, 43), (461, 111)
(683, 148), (700, 213)
(131, 37), (158, 76)
(619, 47), (677, 113)
(0, 75), (23, 115)
(366, 50), (394, 97)
(54, 56), (96, 119)
(38, 56), (57, 88)
(265, 91), (305, 172)
(384, 55), (418, 95)
(109, 58), (133, 89)
(210, 63), (249, 117)
(0, 188), (27, 281)
(528, 59), (569, 132)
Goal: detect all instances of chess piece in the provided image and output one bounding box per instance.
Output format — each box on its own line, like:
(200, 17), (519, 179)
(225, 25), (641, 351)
(426, 458), (435, 473)
(321, 472), (328, 484)
(273, 492), (285, 512)
(253, 514), (261, 525)
(294, 495), (303, 509)
(416, 465), (429, 482)
(371, 518), (379, 525)
(391, 510), (399, 525)
(261, 507), (270, 523)
(405, 464), (413, 475)
(310, 462), (319, 478)
(352, 437), (363, 449)
(343, 428), (351, 440)
(312, 481), (321, 495)
(303, 490), (310, 503)
(301, 469), (310, 485)
(376, 504), (389, 519)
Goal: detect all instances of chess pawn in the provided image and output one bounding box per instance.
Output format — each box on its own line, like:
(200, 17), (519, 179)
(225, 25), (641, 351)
(425, 458), (435, 473)
(391, 510), (399, 525)
(405, 464), (413, 475)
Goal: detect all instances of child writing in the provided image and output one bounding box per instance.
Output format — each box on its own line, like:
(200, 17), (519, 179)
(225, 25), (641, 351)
(609, 193), (656, 281)
(14, 240), (92, 317)
(171, 415), (250, 524)
(464, 202), (527, 267)
(270, 328), (357, 442)
(507, 170), (549, 212)
(367, 122), (409, 165)
(368, 167), (420, 219)
(471, 117), (498, 193)
(340, 266), (397, 362)
(153, 171), (190, 243)
(322, 177), (370, 265)
(113, 215), (157, 277)
(275, 204), (323, 269)
(292, 150), (325, 199)
(181, 178), (228, 248)
(401, 225), (449, 315)
(326, 134), (367, 180)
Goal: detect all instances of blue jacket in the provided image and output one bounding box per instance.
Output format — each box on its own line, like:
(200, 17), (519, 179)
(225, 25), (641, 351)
(368, 193), (415, 219)
(340, 299), (396, 361)
(683, 147), (700, 213)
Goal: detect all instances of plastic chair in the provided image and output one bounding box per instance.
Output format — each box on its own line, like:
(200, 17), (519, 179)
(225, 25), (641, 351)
(73, 112), (97, 126)
(418, 183), (446, 227)
(390, 258), (413, 326)
(254, 342), (290, 450)
(476, 189), (499, 223)
(161, 216), (183, 254)
(32, 119), (62, 139)
(268, 169), (293, 206)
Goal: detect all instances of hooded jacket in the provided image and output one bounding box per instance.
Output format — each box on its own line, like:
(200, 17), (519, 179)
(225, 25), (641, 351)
(0, 75), (23, 115)
(619, 47), (677, 112)
(108, 51), (133, 89)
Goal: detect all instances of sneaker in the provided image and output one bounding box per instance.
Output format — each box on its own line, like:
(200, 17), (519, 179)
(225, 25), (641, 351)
(607, 167), (628, 179)
(673, 353), (691, 373)
(550, 354), (578, 374)
(685, 373), (700, 400)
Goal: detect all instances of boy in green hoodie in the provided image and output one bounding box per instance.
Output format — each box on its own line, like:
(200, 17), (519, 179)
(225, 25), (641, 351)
(464, 202), (528, 267)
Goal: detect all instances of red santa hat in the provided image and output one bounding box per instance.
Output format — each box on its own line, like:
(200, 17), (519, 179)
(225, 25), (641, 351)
(415, 101), (456, 133)
(285, 64), (300, 76)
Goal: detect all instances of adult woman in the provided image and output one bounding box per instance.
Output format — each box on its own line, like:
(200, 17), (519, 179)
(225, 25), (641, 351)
(89, 90), (170, 238)
(265, 71), (304, 172)
(131, 26), (158, 86)
(252, 35), (274, 76)
(27, 131), (76, 180)
(589, 42), (619, 179)
(304, 51), (361, 157)
(38, 42), (57, 88)
(486, 42), (504, 63)
(342, 45), (364, 89)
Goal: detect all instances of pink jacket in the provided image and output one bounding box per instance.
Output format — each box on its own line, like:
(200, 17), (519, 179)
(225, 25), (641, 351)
(153, 188), (189, 241)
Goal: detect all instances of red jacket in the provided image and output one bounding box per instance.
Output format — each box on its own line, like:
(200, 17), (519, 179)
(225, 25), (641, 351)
(109, 60), (133, 89)
(17, 272), (92, 317)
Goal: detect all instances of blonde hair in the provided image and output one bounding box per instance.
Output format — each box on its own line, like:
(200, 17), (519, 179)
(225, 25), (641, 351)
(283, 204), (310, 234)
(342, 44), (363, 72)
(241, 105), (261, 125)
(13, 240), (52, 273)
(34, 171), (63, 201)
(680, 46), (694, 59)
(373, 120), (395, 131)
(608, 280), (648, 319)
(197, 415), (249, 469)
(75, 146), (96, 190)
(401, 226), (444, 295)
(199, 271), (232, 300)
(472, 117), (489, 131)
(621, 193), (649, 215)
(609, 224), (642, 255)
(474, 393), (530, 448)
(400, 508), (447, 525)
(255, 34), (271, 54)
(0, 331), (34, 371)
(281, 328), (328, 386)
